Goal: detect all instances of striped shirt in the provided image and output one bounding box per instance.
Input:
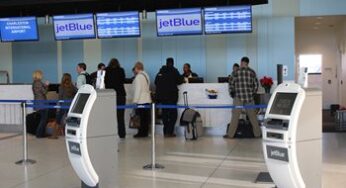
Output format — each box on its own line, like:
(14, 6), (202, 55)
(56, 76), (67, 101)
(229, 67), (259, 103)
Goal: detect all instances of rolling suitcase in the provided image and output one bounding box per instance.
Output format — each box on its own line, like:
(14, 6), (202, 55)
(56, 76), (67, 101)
(180, 91), (203, 140)
(26, 112), (41, 135)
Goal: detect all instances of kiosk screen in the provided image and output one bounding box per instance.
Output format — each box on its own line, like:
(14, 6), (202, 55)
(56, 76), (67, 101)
(71, 93), (90, 114)
(269, 93), (297, 115)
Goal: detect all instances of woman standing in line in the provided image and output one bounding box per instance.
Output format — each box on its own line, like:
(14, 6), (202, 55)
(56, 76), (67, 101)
(104, 58), (127, 138)
(54, 73), (77, 137)
(132, 62), (152, 138)
(32, 70), (49, 138)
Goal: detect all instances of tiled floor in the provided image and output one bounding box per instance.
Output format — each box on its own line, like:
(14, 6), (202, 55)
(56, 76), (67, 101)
(0, 133), (345, 188)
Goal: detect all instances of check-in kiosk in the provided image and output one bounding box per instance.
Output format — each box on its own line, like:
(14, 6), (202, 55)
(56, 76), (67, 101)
(65, 85), (118, 188)
(262, 83), (321, 188)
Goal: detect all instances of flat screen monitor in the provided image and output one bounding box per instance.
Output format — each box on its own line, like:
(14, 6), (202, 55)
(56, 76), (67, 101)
(188, 77), (204, 83)
(156, 8), (203, 36)
(218, 77), (229, 83)
(96, 11), (140, 38)
(204, 5), (252, 34)
(71, 93), (90, 114)
(53, 14), (96, 40)
(0, 16), (38, 42)
(269, 93), (297, 116)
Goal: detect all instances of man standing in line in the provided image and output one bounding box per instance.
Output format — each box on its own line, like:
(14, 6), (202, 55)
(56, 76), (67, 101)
(225, 57), (262, 139)
(90, 63), (106, 88)
(76, 63), (89, 89)
(155, 57), (184, 137)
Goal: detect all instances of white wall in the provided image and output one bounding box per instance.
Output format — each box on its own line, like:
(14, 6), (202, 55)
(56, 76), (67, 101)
(0, 43), (12, 82)
(296, 24), (341, 109)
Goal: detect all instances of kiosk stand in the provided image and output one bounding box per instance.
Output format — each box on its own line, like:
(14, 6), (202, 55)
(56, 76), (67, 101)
(65, 85), (118, 188)
(262, 83), (322, 188)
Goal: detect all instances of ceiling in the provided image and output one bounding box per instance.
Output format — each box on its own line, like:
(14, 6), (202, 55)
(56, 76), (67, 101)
(296, 16), (346, 31)
(0, 0), (268, 17)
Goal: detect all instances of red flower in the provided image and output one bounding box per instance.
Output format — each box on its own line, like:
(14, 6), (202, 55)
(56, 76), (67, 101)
(260, 76), (273, 88)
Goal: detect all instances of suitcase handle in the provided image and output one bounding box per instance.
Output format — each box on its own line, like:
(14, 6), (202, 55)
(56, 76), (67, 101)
(183, 91), (188, 106)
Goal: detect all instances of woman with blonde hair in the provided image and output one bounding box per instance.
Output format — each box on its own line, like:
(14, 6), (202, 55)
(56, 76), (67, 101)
(32, 70), (49, 138)
(132, 61), (152, 138)
(54, 73), (77, 137)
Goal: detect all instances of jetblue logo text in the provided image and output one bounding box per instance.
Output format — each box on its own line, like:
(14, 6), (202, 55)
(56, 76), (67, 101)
(159, 18), (200, 29)
(56, 23), (93, 33)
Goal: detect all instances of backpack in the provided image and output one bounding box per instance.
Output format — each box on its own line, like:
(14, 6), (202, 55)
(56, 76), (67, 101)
(81, 73), (92, 85)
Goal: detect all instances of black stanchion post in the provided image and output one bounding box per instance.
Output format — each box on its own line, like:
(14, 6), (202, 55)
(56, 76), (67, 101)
(15, 102), (36, 165)
(143, 103), (164, 170)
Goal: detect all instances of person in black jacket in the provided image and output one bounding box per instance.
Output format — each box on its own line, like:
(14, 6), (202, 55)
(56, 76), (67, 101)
(155, 57), (184, 137)
(104, 58), (127, 138)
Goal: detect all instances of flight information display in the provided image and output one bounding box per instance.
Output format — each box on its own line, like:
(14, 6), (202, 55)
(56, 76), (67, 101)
(0, 17), (38, 42)
(96, 11), (140, 38)
(156, 8), (202, 36)
(53, 14), (96, 40)
(204, 6), (252, 34)
(270, 93), (297, 116)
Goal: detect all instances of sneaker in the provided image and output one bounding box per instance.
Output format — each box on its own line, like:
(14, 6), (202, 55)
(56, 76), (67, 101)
(223, 135), (234, 139)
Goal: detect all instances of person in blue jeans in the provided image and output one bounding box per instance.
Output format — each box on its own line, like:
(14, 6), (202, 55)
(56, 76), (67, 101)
(32, 70), (49, 138)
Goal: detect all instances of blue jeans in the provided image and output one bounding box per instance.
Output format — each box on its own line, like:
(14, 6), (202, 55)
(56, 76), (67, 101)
(36, 109), (48, 138)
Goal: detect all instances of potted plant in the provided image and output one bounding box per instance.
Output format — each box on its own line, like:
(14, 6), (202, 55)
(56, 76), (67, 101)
(260, 76), (273, 94)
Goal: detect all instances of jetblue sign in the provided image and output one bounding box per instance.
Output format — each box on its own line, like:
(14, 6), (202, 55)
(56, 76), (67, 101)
(68, 141), (81, 156)
(53, 14), (95, 40)
(156, 8), (202, 36)
(266, 145), (289, 162)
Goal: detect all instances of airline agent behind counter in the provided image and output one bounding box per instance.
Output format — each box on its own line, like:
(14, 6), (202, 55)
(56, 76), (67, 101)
(182, 63), (198, 83)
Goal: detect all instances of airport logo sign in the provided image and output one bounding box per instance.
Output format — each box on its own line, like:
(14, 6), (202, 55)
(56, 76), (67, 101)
(156, 9), (202, 36)
(266, 145), (289, 162)
(53, 14), (95, 39)
(68, 141), (82, 156)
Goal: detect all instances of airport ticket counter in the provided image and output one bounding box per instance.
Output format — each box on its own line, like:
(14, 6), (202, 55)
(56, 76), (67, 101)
(262, 83), (322, 188)
(65, 85), (118, 188)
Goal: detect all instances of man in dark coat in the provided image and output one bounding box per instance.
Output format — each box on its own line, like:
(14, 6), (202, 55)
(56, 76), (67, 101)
(155, 57), (184, 137)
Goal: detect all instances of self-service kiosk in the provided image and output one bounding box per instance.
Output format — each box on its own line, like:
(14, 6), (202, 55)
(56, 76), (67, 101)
(262, 83), (321, 188)
(65, 85), (118, 188)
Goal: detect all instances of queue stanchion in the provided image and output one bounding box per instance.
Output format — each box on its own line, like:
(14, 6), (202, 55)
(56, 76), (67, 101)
(143, 103), (164, 170)
(15, 102), (36, 165)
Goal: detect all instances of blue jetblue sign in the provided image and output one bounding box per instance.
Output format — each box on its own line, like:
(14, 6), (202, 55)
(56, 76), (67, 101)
(156, 8), (202, 36)
(96, 11), (140, 38)
(0, 17), (38, 42)
(204, 6), (252, 34)
(53, 14), (95, 40)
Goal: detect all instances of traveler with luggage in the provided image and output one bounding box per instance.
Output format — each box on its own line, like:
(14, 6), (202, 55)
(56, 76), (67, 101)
(155, 57), (184, 137)
(32, 70), (49, 138)
(224, 57), (262, 139)
(104, 58), (127, 139)
(132, 62), (152, 138)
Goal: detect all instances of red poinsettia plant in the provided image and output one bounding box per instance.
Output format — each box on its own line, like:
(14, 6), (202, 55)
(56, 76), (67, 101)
(260, 76), (273, 93)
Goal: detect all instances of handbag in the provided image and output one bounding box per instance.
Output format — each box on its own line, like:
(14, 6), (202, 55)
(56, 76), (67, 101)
(129, 110), (141, 129)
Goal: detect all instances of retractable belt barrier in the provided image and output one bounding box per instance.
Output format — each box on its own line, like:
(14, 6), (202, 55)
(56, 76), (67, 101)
(0, 99), (267, 168)
(0, 99), (268, 110)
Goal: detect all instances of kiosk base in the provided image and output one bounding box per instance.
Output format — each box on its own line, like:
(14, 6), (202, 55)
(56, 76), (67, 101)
(82, 181), (98, 188)
(255, 172), (274, 183)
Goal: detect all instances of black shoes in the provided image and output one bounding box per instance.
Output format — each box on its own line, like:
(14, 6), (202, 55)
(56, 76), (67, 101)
(133, 134), (148, 138)
(164, 133), (176, 138)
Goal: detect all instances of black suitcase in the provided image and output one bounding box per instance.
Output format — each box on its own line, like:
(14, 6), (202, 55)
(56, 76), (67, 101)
(26, 112), (41, 135)
(180, 91), (203, 140)
(226, 119), (254, 138)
